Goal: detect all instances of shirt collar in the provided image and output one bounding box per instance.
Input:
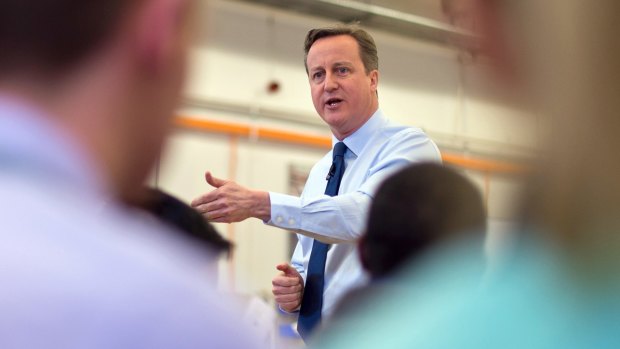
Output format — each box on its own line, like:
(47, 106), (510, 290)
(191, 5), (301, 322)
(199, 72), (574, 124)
(332, 109), (387, 157)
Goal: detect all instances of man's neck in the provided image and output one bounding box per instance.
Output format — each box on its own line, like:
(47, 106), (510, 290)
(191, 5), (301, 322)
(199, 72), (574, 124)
(332, 106), (379, 141)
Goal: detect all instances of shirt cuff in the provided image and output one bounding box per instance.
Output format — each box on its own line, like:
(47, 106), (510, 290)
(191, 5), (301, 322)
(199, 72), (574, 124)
(266, 192), (302, 230)
(278, 305), (300, 315)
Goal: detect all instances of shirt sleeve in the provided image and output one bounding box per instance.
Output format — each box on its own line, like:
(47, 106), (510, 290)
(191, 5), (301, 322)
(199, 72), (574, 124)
(290, 238), (307, 279)
(267, 191), (372, 243)
(267, 130), (441, 243)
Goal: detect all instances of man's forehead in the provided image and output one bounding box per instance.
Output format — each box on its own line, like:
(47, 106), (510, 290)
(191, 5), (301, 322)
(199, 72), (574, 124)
(307, 36), (361, 67)
(309, 35), (358, 53)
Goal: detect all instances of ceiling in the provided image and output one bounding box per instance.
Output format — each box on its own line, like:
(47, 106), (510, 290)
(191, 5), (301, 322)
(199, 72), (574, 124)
(232, 0), (475, 46)
(356, 0), (446, 21)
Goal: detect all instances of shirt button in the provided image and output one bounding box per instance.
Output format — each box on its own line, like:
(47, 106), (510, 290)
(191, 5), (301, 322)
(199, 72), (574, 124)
(276, 216), (284, 224)
(288, 218), (296, 226)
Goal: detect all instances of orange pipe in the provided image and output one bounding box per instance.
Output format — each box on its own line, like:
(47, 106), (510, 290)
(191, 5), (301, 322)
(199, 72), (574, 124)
(174, 115), (528, 174)
(175, 117), (251, 137)
(441, 153), (527, 174)
(257, 128), (332, 149)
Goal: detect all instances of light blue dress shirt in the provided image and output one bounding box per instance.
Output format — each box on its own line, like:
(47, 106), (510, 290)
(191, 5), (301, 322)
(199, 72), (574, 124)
(268, 109), (441, 318)
(0, 97), (263, 349)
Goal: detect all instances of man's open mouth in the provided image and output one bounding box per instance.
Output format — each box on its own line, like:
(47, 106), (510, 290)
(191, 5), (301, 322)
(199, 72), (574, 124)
(326, 98), (343, 107)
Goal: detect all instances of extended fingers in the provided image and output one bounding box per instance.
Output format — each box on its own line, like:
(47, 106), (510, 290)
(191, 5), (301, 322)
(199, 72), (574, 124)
(194, 196), (244, 222)
(191, 191), (218, 207)
(194, 200), (225, 214)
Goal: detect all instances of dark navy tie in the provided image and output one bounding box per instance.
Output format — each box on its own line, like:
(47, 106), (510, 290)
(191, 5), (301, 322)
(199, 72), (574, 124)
(297, 141), (347, 340)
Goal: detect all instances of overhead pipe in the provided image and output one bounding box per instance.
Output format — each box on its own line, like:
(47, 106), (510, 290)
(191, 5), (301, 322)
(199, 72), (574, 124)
(174, 115), (528, 175)
(317, 0), (474, 37)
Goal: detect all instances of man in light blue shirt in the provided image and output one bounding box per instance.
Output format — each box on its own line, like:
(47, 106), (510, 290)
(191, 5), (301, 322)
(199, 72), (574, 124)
(192, 24), (440, 333)
(0, 1), (263, 348)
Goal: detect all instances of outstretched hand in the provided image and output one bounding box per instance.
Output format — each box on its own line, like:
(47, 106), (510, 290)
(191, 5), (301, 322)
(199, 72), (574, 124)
(191, 171), (271, 223)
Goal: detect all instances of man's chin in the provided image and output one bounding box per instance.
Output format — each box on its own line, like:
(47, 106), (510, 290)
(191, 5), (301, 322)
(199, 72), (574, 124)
(321, 109), (348, 122)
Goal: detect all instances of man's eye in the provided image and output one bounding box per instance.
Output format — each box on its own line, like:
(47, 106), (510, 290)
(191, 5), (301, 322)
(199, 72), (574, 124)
(337, 67), (349, 74)
(313, 72), (324, 80)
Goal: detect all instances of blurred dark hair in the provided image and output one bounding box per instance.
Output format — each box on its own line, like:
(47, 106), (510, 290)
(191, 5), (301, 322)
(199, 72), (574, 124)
(303, 23), (378, 74)
(361, 163), (486, 277)
(138, 188), (232, 257)
(0, 0), (141, 77)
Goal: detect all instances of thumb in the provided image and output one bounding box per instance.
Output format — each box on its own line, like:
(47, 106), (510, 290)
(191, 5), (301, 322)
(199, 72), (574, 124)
(276, 263), (299, 277)
(205, 171), (228, 188)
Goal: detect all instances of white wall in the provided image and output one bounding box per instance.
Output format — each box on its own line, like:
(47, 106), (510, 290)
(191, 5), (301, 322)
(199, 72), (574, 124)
(156, 0), (534, 298)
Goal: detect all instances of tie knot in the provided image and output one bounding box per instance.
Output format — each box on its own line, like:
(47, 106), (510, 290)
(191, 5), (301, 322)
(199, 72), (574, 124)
(333, 142), (347, 158)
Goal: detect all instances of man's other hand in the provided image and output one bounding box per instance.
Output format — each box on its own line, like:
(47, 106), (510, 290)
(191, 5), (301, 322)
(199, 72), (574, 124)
(272, 263), (304, 312)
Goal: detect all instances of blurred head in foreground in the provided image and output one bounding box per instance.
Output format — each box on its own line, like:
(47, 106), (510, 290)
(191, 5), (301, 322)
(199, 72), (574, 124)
(360, 162), (486, 279)
(465, 0), (620, 274)
(0, 1), (264, 348)
(314, 1), (620, 348)
(0, 0), (195, 201)
(321, 163), (486, 331)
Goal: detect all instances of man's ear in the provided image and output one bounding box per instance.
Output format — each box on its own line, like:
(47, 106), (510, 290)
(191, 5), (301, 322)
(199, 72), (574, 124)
(369, 70), (379, 92)
(131, 0), (188, 75)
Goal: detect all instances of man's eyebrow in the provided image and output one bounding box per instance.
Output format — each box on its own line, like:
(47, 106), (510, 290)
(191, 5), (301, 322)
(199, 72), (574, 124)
(333, 61), (353, 67)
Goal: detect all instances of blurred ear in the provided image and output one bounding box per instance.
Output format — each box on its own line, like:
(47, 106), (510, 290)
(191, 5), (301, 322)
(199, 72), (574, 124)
(131, 0), (189, 75)
(473, 0), (518, 82)
(358, 235), (370, 271)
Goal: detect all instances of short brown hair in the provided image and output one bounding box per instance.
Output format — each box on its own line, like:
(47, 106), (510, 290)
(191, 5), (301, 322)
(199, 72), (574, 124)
(362, 163), (486, 277)
(303, 24), (379, 75)
(0, 0), (142, 78)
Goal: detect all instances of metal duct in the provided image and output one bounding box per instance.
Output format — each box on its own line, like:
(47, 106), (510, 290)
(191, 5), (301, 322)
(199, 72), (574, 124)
(233, 0), (476, 47)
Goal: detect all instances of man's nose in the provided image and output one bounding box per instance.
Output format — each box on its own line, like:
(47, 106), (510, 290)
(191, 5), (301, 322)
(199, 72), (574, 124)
(324, 72), (338, 92)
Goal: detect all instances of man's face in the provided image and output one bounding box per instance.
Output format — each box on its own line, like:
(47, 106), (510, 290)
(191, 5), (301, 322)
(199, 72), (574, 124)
(306, 35), (379, 140)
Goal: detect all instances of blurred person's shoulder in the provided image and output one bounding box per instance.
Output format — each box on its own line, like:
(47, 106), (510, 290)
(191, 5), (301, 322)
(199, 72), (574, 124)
(0, 179), (261, 348)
